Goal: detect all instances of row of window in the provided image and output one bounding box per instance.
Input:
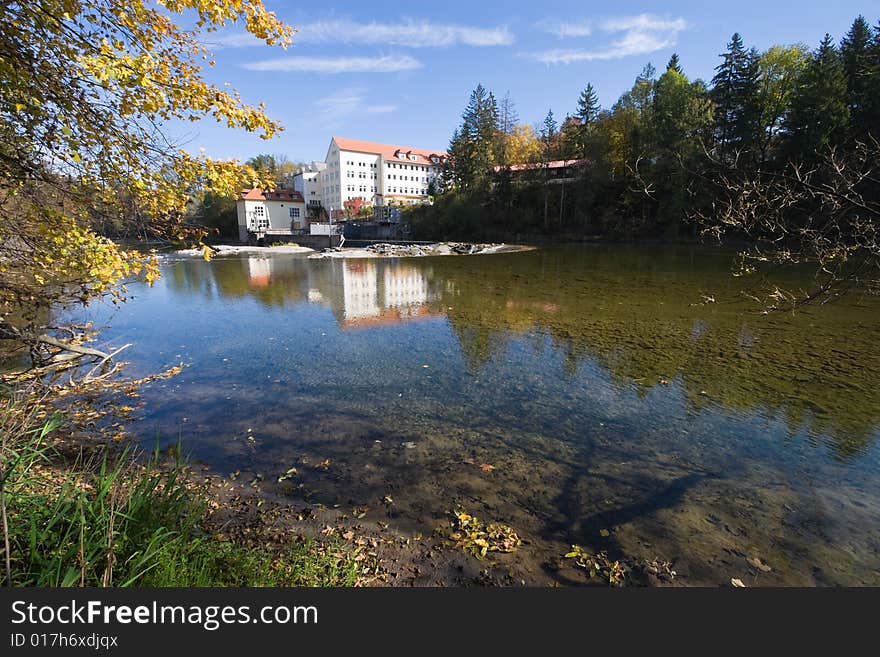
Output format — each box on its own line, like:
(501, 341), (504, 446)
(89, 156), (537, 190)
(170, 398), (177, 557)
(387, 162), (435, 173)
(388, 174), (428, 182)
(388, 187), (427, 195)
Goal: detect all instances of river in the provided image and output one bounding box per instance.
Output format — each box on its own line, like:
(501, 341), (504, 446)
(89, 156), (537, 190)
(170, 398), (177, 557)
(70, 244), (880, 585)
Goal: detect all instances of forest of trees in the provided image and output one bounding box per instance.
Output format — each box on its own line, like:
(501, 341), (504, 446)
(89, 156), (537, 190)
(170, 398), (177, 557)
(411, 17), (880, 300)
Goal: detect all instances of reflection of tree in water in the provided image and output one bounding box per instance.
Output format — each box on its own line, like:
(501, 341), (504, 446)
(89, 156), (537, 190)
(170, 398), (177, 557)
(430, 246), (880, 458)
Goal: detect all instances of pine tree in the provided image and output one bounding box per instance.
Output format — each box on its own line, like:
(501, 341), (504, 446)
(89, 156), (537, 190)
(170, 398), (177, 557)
(568, 83), (601, 157)
(666, 53), (682, 74)
(711, 33), (763, 159)
(577, 84), (600, 125)
(784, 34), (850, 161)
(840, 16), (874, 139)
(865, 21), (880, 140)
(445, 85), (499, 193)
(540, 109), (558, 160)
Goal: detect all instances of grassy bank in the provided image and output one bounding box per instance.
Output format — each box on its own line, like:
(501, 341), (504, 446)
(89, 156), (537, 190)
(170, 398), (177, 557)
(0, 393), (368, 587)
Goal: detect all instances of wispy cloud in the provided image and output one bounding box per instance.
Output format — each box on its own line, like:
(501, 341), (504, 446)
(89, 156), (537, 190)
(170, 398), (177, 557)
(527, 14), (688, 64)
(299, 19), (513, 47)
(536, 19), (592, 39)
(214, 19), (513, 49)
(312, 88), (397, 129)
(242, 54), (422, 74)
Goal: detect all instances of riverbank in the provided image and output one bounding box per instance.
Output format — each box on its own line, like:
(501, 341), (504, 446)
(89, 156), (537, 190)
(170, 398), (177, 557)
(0, 391), (675, 587)
(0, 395), (379, 587)
(175, 244), (315, 256)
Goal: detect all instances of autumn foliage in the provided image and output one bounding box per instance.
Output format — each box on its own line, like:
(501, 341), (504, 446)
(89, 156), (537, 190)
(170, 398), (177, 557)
(0, 0), (294, 354)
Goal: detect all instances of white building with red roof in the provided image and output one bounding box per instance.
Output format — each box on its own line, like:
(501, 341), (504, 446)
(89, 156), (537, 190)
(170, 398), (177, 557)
(319, 137), (447, 218)
(236, 188), (307, 242)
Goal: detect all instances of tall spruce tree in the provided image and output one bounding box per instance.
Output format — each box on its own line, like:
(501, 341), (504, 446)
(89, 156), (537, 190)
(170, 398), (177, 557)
(711, 33), (763, 160)
(577, 84), (600, 125)
(570, 83), (601, 157)
(446, 84), (499, 193)
(541, 109), (558, 159)
(866, 21), (880, 140)
(666, 53), (683, 74)
(784, 34), (850, 162)
(840, 16), (875, 140)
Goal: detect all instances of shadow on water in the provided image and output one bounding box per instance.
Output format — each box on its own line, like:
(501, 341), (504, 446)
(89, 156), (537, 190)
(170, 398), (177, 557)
(69, 245), (880, 585)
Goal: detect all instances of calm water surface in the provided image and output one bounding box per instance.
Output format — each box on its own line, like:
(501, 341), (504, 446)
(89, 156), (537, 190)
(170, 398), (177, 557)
(74, 245), (880, 585)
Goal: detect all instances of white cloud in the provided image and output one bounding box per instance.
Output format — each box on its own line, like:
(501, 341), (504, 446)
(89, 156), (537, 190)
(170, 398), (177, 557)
(208, 32), (266, 49)
(364, 105), (397, 114)
(599, 15), (687, 33)
(214, 19), (513, 50)
(528, 14), (688, 64)
(312, 88), (397, 129)
(299, 19), (513, 47)
(242, 54), (422, 74)
(536, 20), (592, 39)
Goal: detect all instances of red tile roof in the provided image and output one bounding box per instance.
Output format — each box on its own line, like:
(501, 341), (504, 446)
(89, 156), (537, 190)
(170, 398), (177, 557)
(332, 137), (447, 166)
(496, 159), (588, 172)
(240, 188), (304, 202)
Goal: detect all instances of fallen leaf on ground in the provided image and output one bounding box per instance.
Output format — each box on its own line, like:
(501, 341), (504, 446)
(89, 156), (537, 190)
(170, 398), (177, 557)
(747, 557), (772, 572)
(730, 577), (746, 587)
(479, 463), (495, 472)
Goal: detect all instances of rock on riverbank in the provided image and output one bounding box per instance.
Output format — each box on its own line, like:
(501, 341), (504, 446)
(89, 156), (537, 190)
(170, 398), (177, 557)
(307, 242), (530, 259)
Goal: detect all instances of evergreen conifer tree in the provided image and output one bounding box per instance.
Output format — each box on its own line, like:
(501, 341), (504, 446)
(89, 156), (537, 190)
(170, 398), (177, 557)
(784, 34), (850, 161)
(840, 16), (875, 139)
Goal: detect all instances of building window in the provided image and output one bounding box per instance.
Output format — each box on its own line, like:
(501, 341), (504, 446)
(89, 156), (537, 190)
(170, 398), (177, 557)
(290, 207), (300, 218)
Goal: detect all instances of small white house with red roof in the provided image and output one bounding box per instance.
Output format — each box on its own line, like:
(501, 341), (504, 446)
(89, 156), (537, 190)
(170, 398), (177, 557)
(236, 188), (307, 242)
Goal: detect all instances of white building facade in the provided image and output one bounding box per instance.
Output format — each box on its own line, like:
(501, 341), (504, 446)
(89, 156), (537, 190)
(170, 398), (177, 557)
(236, 188), (307, 242)
(291, 161), (327, 216)
(319, 137), (447, 218)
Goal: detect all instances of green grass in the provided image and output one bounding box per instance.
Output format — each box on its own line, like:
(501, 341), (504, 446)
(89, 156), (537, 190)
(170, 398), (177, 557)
(0, 395), (367, 587)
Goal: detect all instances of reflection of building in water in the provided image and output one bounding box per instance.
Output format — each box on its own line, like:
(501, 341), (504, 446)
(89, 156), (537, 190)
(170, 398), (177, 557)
(384, 266), (429, 308)
(246, 257), (272, 287)
(343, 262), (437, 329)
(342, 262), (380, 320)
(307, 260), (440, 329)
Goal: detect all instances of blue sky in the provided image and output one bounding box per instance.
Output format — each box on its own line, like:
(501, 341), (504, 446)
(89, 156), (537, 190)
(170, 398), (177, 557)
(181, 1), (876, 162)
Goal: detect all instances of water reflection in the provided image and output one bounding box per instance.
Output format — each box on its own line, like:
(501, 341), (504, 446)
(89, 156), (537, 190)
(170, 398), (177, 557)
(96, 246), (880, 585)
(159, 248), (880, 458)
